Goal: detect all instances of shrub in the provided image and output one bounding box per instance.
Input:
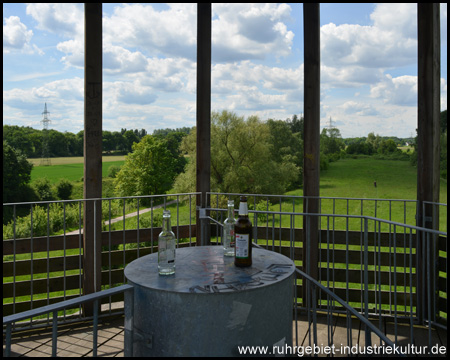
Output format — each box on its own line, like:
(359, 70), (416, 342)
(32, 177), (55, 201)
(107, 165), (121, 178)
(56, 179), (73, 200)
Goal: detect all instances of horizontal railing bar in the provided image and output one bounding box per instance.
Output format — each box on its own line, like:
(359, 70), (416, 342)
(3, 192), (201, 207)
(3, 284), (133, 325)
(207, 192), (417, 203)
(206, 207), (446, 236)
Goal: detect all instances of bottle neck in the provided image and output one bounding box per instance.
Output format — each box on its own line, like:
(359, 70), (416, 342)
(162, 212), (171, 231)
(239, 201), (248, 216)
(227, 202), (235, 218)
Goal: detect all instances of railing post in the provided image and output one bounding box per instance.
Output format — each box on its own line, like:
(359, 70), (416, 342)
(124, 286), (135, 357)
(363, 218), (372, 347)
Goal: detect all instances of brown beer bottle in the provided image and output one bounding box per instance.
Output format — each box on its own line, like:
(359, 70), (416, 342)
(234, 196), (253, 267)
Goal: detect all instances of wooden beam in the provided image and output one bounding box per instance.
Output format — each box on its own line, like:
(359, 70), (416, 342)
(417, 3), (441, 230)
(302, 3), (320, 282)
(196, 3), (212, 246)
(416, 3), (440, 324)
(83, 3), (103, 316)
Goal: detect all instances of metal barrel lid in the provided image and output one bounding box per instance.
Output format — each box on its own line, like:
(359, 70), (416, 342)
(124, 246), (295, 294)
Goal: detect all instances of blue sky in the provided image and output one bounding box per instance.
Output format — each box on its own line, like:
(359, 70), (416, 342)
(3, 3), (447, 138)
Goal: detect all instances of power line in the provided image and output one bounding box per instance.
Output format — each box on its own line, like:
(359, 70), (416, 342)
(40, 103), (51, 166)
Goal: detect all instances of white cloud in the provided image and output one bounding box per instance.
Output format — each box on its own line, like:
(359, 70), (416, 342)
(114, 80), (158, 105)
(441, 78), (447, 110)
(370, 75), (417, 106)
(26, 3), (83, 38)
(103, 3), (197, 60)
(340, 101), (380, 116)
(103, 45), (148, 74)
(57, 38), (84, 68)
(321, 65), (383, 89)
(26, 3), (84, 68)
(212, 3), (294, 62)
(321, 4), (417, 70)
(211, 61), (303, 117)
(3, 78), (84, 131)
(4, 77), (83, 109)
(370, 3), (417, 39)
(3, 16), (42, 54)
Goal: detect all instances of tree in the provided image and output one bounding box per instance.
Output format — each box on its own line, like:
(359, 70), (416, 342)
(174, 110), (299, 195)
(267, 119), (303, 188)
(3, 141), (36, 223)
(123, 130), (140, 153)
(320, 128), (345, 156)
(48, 129), (69, 157)
(3, 141), (34, 204)
(114, 135), (177, 201)
(377, 139), (399, 154)
(287, 114), (304, 139)
(155, 131), (188, 175)
(366, 132), (381, 152)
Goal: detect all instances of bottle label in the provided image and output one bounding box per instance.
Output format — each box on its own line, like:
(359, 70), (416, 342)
(239, 202), (248, 216)
(235, 234), (249, 258)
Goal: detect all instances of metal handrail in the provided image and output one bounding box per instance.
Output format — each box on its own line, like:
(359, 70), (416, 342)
(3, 284), (134, 357)
(294, 267), (398, 352)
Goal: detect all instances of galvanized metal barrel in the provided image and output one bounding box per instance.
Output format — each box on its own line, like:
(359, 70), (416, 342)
(124, 245), (295, 357)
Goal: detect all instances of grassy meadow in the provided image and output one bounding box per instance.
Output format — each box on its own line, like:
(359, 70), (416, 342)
(28, 155), (448, 234)
(29, 155), (447, 210)
(30, 157), (125, 183)
(25, 155), (447, 234)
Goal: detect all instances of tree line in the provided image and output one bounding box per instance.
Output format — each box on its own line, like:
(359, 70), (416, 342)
(2, 125), (190, 158)
(4, 110), (446, 208)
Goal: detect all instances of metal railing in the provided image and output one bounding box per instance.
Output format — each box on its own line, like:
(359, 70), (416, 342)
(3, 192), (447, 356)
(3, 284), (134, 357)
(3, 193), (199, 329)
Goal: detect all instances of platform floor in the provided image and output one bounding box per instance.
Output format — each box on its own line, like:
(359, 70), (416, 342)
(3, 314), (447, 357)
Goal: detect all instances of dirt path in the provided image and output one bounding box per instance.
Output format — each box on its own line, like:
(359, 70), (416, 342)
(65, 199), (177, 235)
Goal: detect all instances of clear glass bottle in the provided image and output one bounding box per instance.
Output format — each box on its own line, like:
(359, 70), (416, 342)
(223, 200), (236, 257)
(158, 210), (176, 275)
(234, 196), (253, 267)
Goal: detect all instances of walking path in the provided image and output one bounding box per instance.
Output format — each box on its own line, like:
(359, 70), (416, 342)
(65, 200), (177, 235)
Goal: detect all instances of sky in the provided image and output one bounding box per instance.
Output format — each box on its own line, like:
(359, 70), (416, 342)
(3, 3), (448, 138)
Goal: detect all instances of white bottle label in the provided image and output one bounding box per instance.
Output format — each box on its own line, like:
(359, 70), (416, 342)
(235, 233), (249, 258)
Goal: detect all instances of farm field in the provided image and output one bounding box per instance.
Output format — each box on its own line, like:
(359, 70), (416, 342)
(28, 155), (125, 166)
(27, 156), (447, 232)
(30, 158), (125, 183)
(29, 156), (447, 203)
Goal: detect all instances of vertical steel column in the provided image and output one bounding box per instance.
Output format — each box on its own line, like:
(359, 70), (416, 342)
(196, 3), (211, 246)
(83, 3), (102, 316)
(416, 3), (440, 324)
(302, 4), (320, 285)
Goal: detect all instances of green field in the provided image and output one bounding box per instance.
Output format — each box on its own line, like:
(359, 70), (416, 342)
(28, 155), (126, 166)
(30, 156), (447, 203)
(318, 158), (419, 200)
(31, 159), (125, 183)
